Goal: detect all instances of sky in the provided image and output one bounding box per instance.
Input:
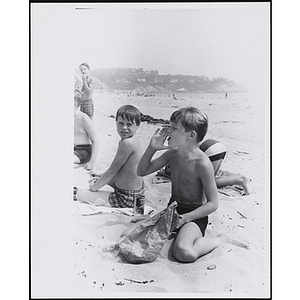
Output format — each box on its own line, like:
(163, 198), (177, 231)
(72, 3), (270, 89)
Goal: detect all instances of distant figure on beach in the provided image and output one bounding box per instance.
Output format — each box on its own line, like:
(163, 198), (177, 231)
(74, 90), (99, 170)
(137, 106), (249, 263)
(159, 139), (250, 195)
(79, 62), (96, 119)
(173, 93), (177, 100)
(225, 92), (228, 98)
(74, 105), (145, 211)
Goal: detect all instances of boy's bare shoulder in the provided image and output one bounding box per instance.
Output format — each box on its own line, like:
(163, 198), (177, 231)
(164, 149), (181, 163)
(120, 136), (140, 149)
(195, 149), (211, 163)
(194, 150), (214, 174)
(79, 111), (92, 123)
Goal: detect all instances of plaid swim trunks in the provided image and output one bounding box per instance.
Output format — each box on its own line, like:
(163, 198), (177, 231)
(109, 182), (146, 208)
(74, 144), (92, 164)
(80, 100), (94, 119)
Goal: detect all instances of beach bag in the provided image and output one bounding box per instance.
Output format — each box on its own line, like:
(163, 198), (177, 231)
(117, 201), (180, 264)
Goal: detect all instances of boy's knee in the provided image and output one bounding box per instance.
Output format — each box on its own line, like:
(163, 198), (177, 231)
(173, 243), (197, 263)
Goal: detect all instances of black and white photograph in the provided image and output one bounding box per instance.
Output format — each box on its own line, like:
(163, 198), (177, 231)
(30, 2), (271, 298)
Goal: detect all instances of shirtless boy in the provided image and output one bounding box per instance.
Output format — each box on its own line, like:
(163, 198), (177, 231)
(74, 90), (99, 170)
(79, 62), (96, 119)
(137, 106), (249, 263)
(74, 105), (145, 209)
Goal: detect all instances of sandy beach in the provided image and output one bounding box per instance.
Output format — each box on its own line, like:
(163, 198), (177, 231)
(72, 90), (270, 297)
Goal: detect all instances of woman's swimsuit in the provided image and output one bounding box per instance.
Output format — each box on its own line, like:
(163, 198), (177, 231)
(199, 139), (227, 176)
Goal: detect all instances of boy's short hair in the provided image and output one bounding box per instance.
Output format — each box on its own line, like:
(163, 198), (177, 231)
(79, 62), (90, 70)
(116, 105), (141, 126)
(170, 106), (208, 142)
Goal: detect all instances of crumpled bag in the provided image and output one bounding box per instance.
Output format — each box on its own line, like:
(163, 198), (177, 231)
(117, 201), (179, 264)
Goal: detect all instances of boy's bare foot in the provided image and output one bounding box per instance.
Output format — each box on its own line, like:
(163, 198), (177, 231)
(238, 176), (251, 195)
(218, 234), (250, 250)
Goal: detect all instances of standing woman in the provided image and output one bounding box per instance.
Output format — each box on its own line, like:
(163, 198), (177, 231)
(79, 62), (96, 119)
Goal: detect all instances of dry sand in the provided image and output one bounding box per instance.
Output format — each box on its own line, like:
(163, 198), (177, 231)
(73, 90), (270, 297)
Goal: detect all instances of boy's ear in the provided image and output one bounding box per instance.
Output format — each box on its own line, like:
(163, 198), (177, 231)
(189, 130), (197, 140)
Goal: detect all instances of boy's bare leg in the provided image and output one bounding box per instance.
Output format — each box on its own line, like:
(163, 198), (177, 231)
(173, 222), (249, 263)
(218, 234), (250, 250)
(75, 188), (110, 206)
(173, 223), (222, 262)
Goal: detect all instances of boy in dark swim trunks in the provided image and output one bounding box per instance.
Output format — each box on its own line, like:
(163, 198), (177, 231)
(75, 105), (145, 210)
(74, 91), (99, 170)
(137, 106), (249, 263)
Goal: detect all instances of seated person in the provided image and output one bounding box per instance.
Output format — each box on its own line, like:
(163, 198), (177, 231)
(200, 139), (250, 195)
(74, 105), (145, 211)
(74, 90), (99, 170)
(137, 106), (249, 263)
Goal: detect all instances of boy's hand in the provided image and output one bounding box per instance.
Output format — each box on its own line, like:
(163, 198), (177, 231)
(130, 215), (151, 223)
(88, 172), (101, 186)
(149, 127), (171, 151)
(89, 176), (99, 190)
(176, 215), (186, 229)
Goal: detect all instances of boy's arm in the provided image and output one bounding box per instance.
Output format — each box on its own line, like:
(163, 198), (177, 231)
(82, 76), (95, 93)
(82, 115), (99, 170)
(137, 127), (171, 176)
(89, 139), (133, 191)
(137, 147), (170, 176)
(178, 159), (219, 227)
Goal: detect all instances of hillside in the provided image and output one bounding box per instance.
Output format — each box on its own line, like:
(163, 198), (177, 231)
(83, 68), (246, 93)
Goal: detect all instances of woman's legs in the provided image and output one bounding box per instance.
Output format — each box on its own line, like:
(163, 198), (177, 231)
(216, 174), (250, 195)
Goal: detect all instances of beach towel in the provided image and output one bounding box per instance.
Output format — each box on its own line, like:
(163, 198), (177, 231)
(80, 203), (156, 217)
(116, 201), (180, 264)
(217, 185), (248, 197)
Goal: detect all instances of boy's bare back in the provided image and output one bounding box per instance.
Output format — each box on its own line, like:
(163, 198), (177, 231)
(88, 105), (144, 193)
(114, 135), (143, 191)
(74, 110), (93, 145)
